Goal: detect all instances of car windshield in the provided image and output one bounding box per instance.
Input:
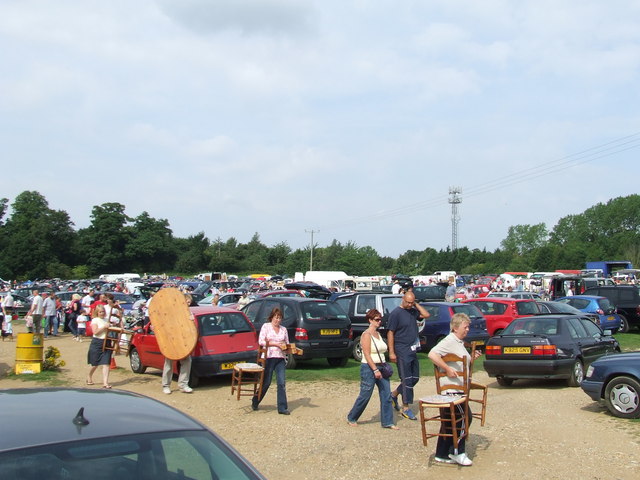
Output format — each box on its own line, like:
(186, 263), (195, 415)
(0, 430), (258, 480)
(504, 318), (558, 335)
(300, 301), (349, 321)
(198, 313), (253, 335)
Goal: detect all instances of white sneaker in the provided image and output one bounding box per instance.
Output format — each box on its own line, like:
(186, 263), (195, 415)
(449, 453), (473, 466)
(434, 456), (454, 464)
(180, 386), (193, 394)
(162, 387), (171, 395)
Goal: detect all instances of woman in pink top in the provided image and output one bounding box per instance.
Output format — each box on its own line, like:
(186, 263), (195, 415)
(252, 307), (290, 415)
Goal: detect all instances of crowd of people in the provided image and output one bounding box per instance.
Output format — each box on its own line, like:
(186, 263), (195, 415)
(1, 281), (484, 467)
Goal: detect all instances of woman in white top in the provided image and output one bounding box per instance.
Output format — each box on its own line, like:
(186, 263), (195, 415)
(347, 309), (398, 429)
(428, 313), (482, 466)
(87, 305), (117, 388)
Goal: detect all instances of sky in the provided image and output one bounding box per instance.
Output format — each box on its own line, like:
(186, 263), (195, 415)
(2, 0), (640, 259)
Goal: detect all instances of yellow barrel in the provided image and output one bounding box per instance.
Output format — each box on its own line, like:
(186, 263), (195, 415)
(16, 333), (44, 363)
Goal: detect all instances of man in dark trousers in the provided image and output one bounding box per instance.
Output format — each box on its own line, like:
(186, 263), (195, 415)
(387, 290), (429, 420)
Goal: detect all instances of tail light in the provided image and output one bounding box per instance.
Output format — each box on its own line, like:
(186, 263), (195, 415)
(295, 328), (308, 341)
(485, 345), (502, 355)
(533, 345), (557, 355)
(596, 308), (604, 315)
(349, 328), (353, 340)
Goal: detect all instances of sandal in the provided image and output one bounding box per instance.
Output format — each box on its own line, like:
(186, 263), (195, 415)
(102, 385), (112, 389)
(86, 380), (94, 385)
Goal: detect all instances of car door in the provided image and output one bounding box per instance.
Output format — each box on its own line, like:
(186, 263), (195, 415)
(566, 317), (601, 365)
(134, 322), (165, 370)
(579, 317), (615, 359)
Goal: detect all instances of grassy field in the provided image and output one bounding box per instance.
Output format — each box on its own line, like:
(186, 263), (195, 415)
(287, 332), (640, 383)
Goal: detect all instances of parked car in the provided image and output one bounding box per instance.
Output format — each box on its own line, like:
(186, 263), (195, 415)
(411, 285), (446, 302)
(197, 292), (244, 307)
(486, 291), (542, 300)
(418, 302), (489, 352)
(241, 297), (352, 368)
(462, 298), (541, 335)
(129, 306), (259, 387)
(555, 296), (622, 332)
(331, 292), (406, 361)
(247, 289), (305, 300)
(535, 301), (600, 324)
(484, 315), (620, 387)
(582, 285), (640, 333)
(0, 388), (265, 479)
(581, 351), (640, 419)
(0, 292), (30, 317)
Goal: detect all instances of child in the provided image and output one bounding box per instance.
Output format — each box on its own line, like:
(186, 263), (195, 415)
(76, 314), (87, 342)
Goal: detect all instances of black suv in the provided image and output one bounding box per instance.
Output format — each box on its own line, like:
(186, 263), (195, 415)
(240, 297), (353, 368)
(332, 292), (423, 361)
(582, 285), (640, 333)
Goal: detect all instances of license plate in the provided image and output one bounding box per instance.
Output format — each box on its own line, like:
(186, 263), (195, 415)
(504, 347), (531, 354)
(473, 340), (485, 346)
(607, 316), (615, 320)
(320, 329), (340, 335)
(221, 362), (239, 370)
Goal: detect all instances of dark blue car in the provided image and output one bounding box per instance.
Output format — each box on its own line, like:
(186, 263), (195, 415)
(581, 351), (640, 418)
(418, 301), (489, 352)
(556, 295), (622, 332)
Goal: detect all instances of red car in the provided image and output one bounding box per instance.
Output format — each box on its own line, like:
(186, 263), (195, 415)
(463, 298), (541, 335)
(128, 306), (258, 387)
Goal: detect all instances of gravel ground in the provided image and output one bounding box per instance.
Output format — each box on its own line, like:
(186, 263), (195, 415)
(1, 328), (639, 480)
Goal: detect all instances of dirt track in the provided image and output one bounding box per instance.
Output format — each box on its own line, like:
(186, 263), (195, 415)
(1, 328), (639, 480)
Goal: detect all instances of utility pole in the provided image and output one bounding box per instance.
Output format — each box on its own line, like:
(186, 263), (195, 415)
(305, 229), (319, 271)
(448, 187), (462, 251)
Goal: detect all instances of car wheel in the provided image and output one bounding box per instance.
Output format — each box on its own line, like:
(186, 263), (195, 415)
(496, 376), (513, 386)
(327, 357), (349, 367)
(604, 376), (640, 419)
(567, 359), (584, 387)
(129, 347), (147, 374)
(618, 315), (630, 333)
(352, 336), (363, 362)
(284, 352), (297, 369)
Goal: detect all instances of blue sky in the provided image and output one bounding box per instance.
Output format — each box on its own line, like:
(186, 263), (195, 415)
(2, 0), (639, 258)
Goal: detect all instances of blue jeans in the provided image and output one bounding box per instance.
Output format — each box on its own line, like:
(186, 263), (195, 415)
(393, 348), (419, 406)
(253, 358), (288, 413)
(44, 315), (58, 337)
(347, 363), (394, 427)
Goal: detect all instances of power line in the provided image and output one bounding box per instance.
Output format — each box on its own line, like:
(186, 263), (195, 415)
(320, 132), (640, 230)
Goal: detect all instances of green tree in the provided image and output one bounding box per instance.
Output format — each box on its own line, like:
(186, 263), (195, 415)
(126, 212), (176, 272)
(76, 203), (131, 275)
(175, 232), (211, 273)
(501, 223), (549, 255)
(2, 191), (75, 279)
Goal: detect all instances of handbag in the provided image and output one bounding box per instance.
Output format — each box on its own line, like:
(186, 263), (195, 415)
(372, 335), (394, 379)
(25, 315), (34, 327)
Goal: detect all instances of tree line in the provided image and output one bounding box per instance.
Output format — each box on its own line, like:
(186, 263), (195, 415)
(1, 191), (639, 280)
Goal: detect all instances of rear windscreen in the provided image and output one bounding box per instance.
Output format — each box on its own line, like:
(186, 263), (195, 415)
(301, 301), (348, 321)
(198, 313), (253, 335)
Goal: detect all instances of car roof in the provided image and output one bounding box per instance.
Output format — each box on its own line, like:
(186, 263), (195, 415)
(466, 298), (535, 304)
(189, 305), (245, 315)
(247, 297), (328, 304)
(0, 388), (205, 452)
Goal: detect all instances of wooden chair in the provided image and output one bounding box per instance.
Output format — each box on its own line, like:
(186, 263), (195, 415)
(230, 346), (266, 401)
(468, 341), (488, 426)
(419, 353), (470, 449)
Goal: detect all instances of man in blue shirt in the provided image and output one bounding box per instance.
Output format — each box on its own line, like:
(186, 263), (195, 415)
(387, 290), (429, 420)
